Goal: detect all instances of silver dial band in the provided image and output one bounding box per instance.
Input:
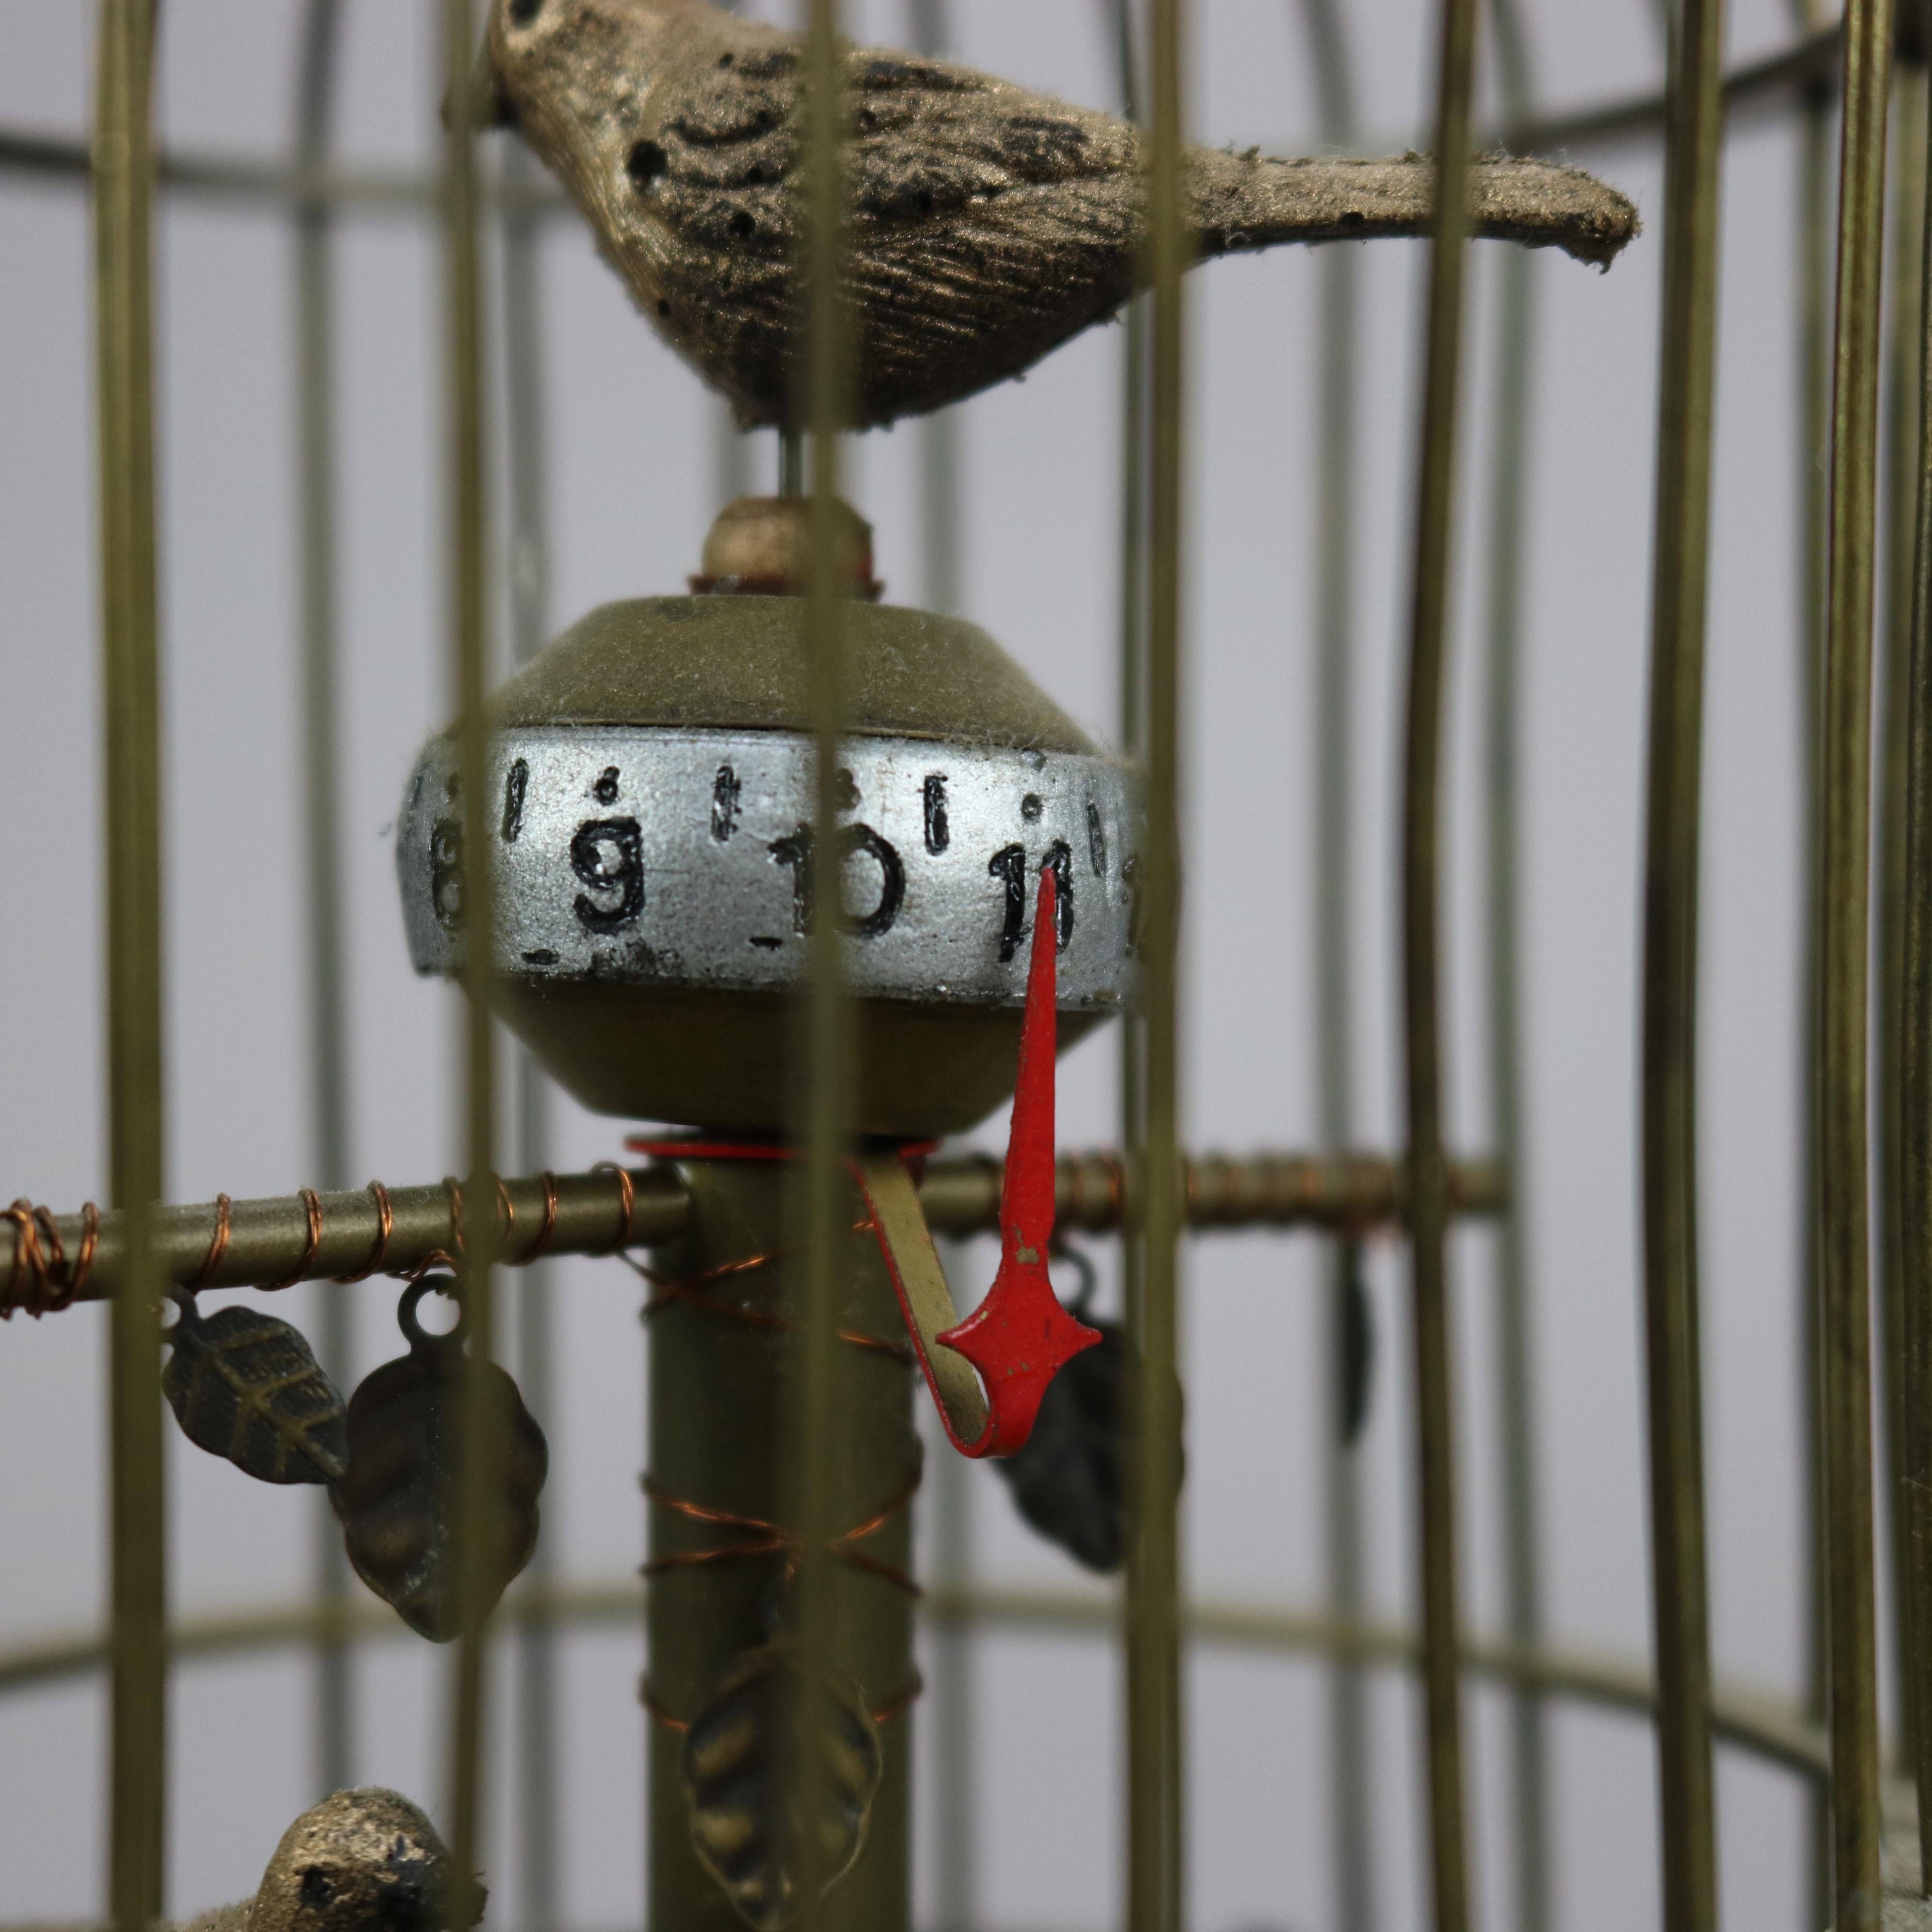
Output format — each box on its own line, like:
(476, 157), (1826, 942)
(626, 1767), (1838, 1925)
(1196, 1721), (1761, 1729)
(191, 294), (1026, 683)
(397, 725), (1140, 1009)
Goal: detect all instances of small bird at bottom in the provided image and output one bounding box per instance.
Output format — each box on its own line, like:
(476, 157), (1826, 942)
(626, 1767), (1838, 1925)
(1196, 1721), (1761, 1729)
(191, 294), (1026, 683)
(170, 1787), (477, 1932)
(480, 0), (1639, 429)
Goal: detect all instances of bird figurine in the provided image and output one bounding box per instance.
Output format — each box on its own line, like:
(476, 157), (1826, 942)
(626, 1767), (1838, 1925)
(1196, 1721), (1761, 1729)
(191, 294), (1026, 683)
(480, 0), (1638, 428)
(168, 1787), (476, 1932)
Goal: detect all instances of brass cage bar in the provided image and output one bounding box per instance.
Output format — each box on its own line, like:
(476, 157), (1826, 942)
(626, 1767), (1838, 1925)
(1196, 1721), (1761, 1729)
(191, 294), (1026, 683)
(0, 1581), (1839, 1787)
(291, 0), (355, 1807)
(1900, 28), (1932, 1895)
(1300, 0), (1377, 1922)
(1401, 0), (1479, 1923)
(441, 0), (497, 1918)
(0, 3), (1901, 1932)
(1636, 0), (1727, 1919)
(1794, 16), (1835, 1919)
(92, 3), (168, 1927)
(1879, 61), (1929, 1790)
(1481, 0), (1551, 1922)
(1822, 0), (1896, 1921)
(1128, 0), (1188, 1922)
(793, 0), (857, 1917)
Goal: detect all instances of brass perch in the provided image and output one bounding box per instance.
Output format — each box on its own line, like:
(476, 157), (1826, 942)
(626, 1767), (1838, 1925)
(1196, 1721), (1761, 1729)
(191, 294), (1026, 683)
(2, 1150), (1505, 1313)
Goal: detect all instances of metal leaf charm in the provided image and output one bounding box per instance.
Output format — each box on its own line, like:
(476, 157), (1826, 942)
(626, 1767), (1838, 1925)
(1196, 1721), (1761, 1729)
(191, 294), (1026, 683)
(329, 1278), (548, 1643)
(994, 1316), (1184, 1573)
(683, 1644), (883, 1932)
(162, 1299), (349, 1485)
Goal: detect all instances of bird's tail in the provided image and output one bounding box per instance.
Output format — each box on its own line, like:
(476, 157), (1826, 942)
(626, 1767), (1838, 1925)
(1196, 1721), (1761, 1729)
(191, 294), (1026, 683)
(1188, 151), (1639, 269)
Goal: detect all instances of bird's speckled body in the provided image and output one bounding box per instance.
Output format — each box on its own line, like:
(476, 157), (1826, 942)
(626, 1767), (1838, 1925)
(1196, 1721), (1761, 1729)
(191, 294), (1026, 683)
(249, 1788), (469, 1932)
(485, 0), (1638, 427)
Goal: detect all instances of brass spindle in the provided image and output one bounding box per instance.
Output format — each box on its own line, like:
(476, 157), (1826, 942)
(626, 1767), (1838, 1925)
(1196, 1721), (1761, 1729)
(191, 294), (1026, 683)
(1127, 0), (1186, 1925)
(94, 3), (167, 1925)
(1820, 0), (1897, 1921)
(441, 0), (497, 1918)
(794, 0), (853, 1921)
(1400, 0), (1479, 1923)
(1637, 0), (1727, 1920)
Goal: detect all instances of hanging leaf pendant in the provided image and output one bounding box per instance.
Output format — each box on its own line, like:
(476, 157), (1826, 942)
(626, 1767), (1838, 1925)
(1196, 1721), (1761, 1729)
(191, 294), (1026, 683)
(329, 1277), (549, 1642)
(163, 1299), (349, 1485)
(683, 1643), (884, 1932)
(995, 1316), (1184, 1573)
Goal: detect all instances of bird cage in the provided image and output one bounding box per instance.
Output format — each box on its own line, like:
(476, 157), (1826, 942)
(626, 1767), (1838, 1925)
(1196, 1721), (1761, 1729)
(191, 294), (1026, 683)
(1, 3), (1927, 1932)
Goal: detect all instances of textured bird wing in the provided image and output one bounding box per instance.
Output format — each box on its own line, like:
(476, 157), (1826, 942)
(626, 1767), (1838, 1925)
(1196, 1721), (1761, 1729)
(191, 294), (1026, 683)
(489, 0), (1635, 426)
(634, 42), (1145, 421)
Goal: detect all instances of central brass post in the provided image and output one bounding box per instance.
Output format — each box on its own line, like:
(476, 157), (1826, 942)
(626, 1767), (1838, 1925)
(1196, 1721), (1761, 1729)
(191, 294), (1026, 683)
(645, 1156), (917, 1932)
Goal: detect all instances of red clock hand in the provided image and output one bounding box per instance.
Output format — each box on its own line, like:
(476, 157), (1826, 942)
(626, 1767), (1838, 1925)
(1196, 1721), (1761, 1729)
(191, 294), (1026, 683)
(936, 862), (1102, 1456)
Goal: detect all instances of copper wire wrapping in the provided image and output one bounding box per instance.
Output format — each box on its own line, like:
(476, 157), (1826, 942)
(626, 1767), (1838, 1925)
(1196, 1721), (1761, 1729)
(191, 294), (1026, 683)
(524, 1170), (559, 1264)
(2, 1201), (43, 1318)
(443, 1176), (467, 1260)
(334, 1181), (394, 1283)
(624, 1222), (911, 1364)
(640, 1464), (923, 1599)
(66, 1204), (100, 1310)
(194, 1193), (234, 1289)
(3, 1197), (102, 1318)
(263, 1188), (324, 1291)
(591, 1160), (635, 1252)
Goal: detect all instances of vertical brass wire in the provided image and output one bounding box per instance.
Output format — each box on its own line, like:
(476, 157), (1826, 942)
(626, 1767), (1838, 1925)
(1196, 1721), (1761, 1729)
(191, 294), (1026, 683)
(93, 4), (167, 1924)
(293, 0), (355, 1803)
(1879, 57), (1927, 1782)
(1636, 0), (1726, 1922)
(1793, 38), (1836, 1927)
(1108, 0), (1147, 1384)
(794, 0), (853, 1922)
(1821, 0), (1897, 1919)
(1103, 6), (1155, 1918)
(1899, 33), (1932, 1885)
(1400, 0), (1479, 1924)
(499, 133), (560, 1932)
(909, 0), (961, 625)
(1296, 4), (1375, 1927)
(927, 1252), (978, 1932)
(906, 0), (974, 1913)
(1128, 0), (1186, 1926)
(712, 3), (756, 508)
(441, 0), (497, 1918)
(1485, 6), (1549, 1926)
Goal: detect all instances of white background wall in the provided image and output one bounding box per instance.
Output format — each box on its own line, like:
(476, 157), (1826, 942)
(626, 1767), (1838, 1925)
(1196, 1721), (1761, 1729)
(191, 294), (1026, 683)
(0, 2), (1847, 1928)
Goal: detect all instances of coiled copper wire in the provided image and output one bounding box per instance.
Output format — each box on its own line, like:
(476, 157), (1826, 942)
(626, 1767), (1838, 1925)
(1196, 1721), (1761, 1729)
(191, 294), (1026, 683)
(623, 1221), (908, 1362)
(3, 1197), (102, 1318)
(524, 1170), (559, 1264)
(640, 1462), (923, 1599)
(194, 1193), (233, 1289)
(590, 1161), (635, 1252)
(333, 1181), (394, 1283)
(266, 1188), (324, 1291)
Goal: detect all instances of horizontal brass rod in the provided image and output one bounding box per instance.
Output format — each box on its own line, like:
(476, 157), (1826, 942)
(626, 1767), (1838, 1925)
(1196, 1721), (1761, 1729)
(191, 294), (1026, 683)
(1503, 22), (1843, 153)
(0, 1578), (1822, 1783)
(2, 1150), (1506, 1312)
